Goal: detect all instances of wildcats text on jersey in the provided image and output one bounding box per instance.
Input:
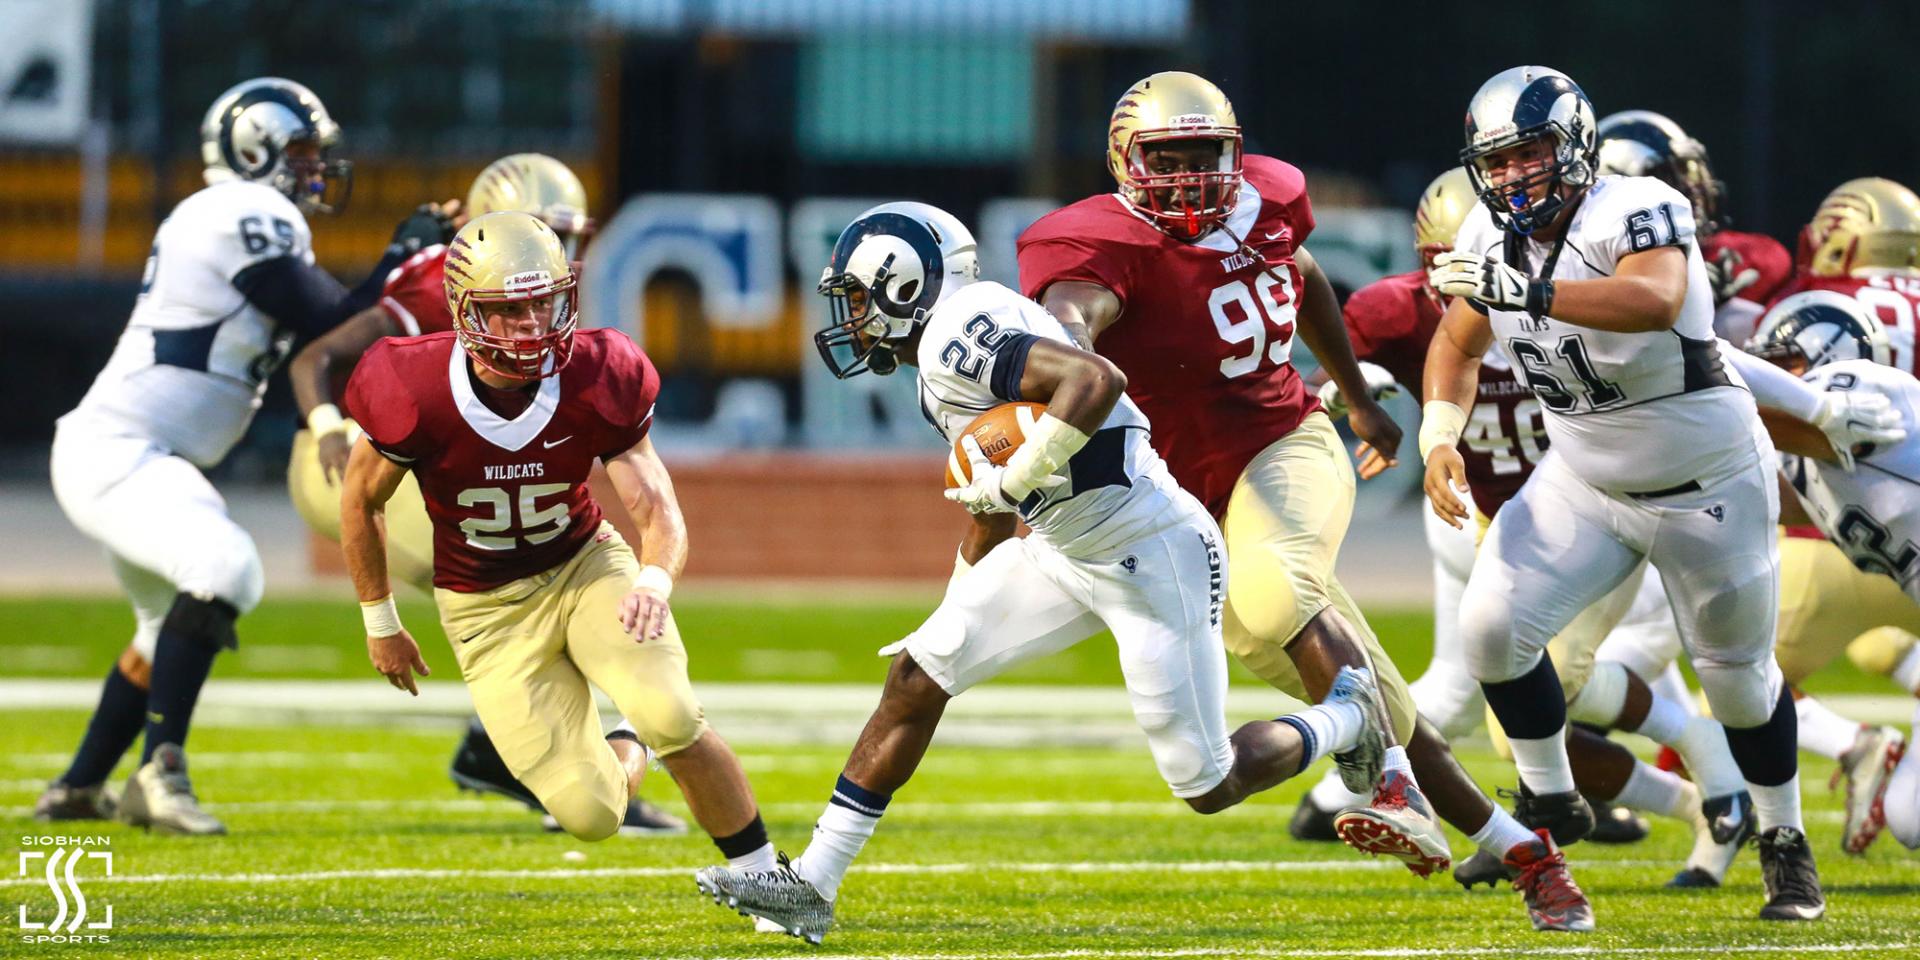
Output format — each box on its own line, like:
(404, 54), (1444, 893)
(483, 463), (547, 481)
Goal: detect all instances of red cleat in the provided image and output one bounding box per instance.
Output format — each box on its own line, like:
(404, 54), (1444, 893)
(1505, 828), (1594, 932)
(1333, 769), (1452, 878)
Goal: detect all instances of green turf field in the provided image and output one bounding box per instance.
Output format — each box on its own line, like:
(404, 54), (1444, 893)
(0, 594), (1894, 694)
(3, 710), (1918, 958)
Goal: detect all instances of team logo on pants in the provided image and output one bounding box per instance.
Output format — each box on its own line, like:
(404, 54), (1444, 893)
(15, 836), (114, 944)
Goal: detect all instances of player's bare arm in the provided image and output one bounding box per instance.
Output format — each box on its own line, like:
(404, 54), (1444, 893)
(289, 305), (399, 483)
(1017, 338), (1127, 433)
(1432, 241), (1689, 335)
(958, 511), (1018, 566)
(604, 433), (687, 642)
(339, 436), (430, 695)
(1038, 280), (1122, 350)
(1419, 297), (1494, 528)
(1293, 247), (1404, 465)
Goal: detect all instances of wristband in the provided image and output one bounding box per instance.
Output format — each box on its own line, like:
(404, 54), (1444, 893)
(1526, 279), (1555, 317)
(635, 564), (674, 599)
(361, 595), (403, 637)
(1000, 413), (1092, 500)
(1418, 401), (1468, 464)
(308, 403), (346, 437)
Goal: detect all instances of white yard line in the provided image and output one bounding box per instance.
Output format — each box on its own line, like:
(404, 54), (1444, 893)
(681, 947), (1908, 960)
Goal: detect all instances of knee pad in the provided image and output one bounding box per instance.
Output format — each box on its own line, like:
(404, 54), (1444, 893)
(161, 593), (240, 652)
(1693, 655), (1782, 729)
(1566, 661), (1629, 727)
(642, 696), (709, 758)
(1458, 587), (1541, 684)
(540, 779), (624, 842)
(1847, 627), (1919, 677)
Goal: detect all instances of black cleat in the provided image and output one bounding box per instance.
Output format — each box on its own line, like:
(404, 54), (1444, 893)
(1288, 792), (1341, 842)
(449, 718), (541, 811)
(1702, 790), (1755, 846)
(1506, 783), (1596, 847)
(1586, 801), (1650, 845)
(1665, 866), (1721, 889)
(1755, 826), (1825, 921)
(34, 781), (118, 822)
(1453, 849), (1514, 890)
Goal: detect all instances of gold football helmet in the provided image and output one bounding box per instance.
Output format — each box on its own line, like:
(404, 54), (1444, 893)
(467, 153), (592, 255)
(1807, 177), (1920, 278)
(1107, 71), (1242, 238)
(1415, 167), (1477, 253)
(444, 212), (579, 380)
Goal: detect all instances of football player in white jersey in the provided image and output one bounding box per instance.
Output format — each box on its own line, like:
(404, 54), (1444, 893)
(35, 78), (456, 834)
(1420, 65), (1831, 920)
(690, 203), (1534, 943)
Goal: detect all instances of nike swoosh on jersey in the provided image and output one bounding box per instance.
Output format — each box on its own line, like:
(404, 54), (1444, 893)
(542, 436), (572, 449)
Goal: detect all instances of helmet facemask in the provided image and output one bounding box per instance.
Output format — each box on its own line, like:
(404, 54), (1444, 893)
(1464, 128), (1590, 237)
(816, 258), (918, 379)
(1121, 133), (1243, 240)
(1746, 292), (1892, 373)
(813, 211), (951, 379)
(457, 278), (579, 382)
(277, 137), (353, 215)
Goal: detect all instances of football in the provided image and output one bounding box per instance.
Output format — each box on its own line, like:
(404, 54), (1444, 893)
(944, 401), (1048, 488)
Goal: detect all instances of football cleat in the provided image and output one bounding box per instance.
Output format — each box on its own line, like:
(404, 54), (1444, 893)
(1672, 787), (1749, 888)
(1333, 769), (1452, 877)
(1507, 783), (1595, 846)
(34, 781), (118, 822)
(1452, 849), (1512, 890)
(1702, 790), (1755, 846)
(120, 744), (226, 836)
(1755, 826), (1825, 921)
(1505, 829), (1594, 932)
(1326, 665), (1387, 795)
(1833, 725), (1904, 855)
(694, 852), (835, 944)
(542, 798), (688, 837)
(450, 718), (542, 811)
(1586, 801), (1650, 845)
(1288, 791), (1342, 842)
(1665, 866), (1720, 889)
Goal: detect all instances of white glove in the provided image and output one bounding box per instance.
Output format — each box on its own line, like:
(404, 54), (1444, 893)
(944, 435), (1038, 514)
(1316, 362), (1403, 420)
(1811, 391), (1908, 471)
(1705, 247), (1761, 306)
(1429, 250), (1539, 312)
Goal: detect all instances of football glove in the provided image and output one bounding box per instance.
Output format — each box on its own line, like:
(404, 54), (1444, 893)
(1705, 246), (1761, 306)
(943, 435), (1069, 515)
(388, 203), (459, 257)
(1429, 250), (1551, 314)
(1316, 362), (1403, 419)
(1811, 391), (1908, 471)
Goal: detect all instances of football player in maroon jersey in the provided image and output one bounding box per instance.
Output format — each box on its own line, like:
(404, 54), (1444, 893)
(338, 212), (768, 866)
(289, 155), (684, 835)
(1018, 71), (1588, 928)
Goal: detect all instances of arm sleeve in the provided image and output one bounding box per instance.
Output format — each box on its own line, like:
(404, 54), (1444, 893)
(986, 332), (1041, 402)
(233, 247), (410, 339)
(1723, 340), (1822, 421)
(343, 343), (421, 463)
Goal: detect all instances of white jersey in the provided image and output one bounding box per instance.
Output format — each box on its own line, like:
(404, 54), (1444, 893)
(915, 280), (1189, 557)
(1453, 175), (1764, 491)
(1781, 359), (1920, 602)
(66, 181), (314, 467)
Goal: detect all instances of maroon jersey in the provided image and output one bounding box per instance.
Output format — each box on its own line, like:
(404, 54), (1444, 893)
(1702, 229), (1791, 306)
(1341, 270), (1544, 516)
(1772, 270), (1920, 374)
(344, 328), (658, 592)
(1017, 154), (1321, 517)
(378, 244), (454, 336)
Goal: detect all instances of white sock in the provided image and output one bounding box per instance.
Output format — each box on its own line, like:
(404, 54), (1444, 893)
(728, 843), (777, 872)
(1614, 761), (1693, 822)
(1750, 774), (1805, 833)
(1895, 644), (1920, 694)
(1508, 727), (1576, 795)
(1308, 768), (1369, 810)
(793, 803), (880, 902)
(1283, 700), (1365, 763)
(1634, 693), (1689, 745)
(1469, 805), (1539, 857)
(1382, 744), (1412, 776)
(1795, 695), (1861, 760)
(1651, 663), (1697, 714)
(1676, 716), (1748, 799)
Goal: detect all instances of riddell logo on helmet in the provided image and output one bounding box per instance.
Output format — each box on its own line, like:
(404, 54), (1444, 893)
(505, 270), (552, 289)
(1168, 113), (1217, 127)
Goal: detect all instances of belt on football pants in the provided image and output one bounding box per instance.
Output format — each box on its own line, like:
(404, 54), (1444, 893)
(1625, 479), (1702, 499)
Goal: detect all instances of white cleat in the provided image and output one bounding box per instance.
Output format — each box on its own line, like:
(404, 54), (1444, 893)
(1834, 725), (1904, 855)
(693, 853), (834, 944)
(120, 743), (226, 836)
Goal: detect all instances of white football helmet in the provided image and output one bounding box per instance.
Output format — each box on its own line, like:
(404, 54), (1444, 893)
(1460, 66), (1597, 236)
(200, 77), (351, 214)
(1747, 290), (1891, 370)
(815, 201), (979, 378)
